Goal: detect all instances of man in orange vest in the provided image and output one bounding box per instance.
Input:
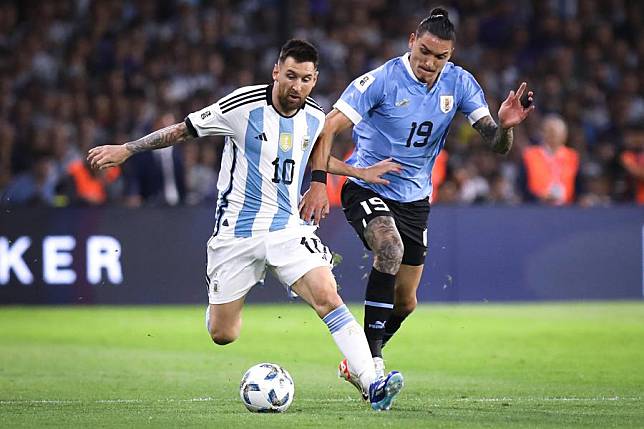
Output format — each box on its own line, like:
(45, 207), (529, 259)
(521, 114), (579, 205)
(620, 125), (644, 204)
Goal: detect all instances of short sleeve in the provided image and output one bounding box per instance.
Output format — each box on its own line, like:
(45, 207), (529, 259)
(458, 70), (490, 125)
(333, 68), (386, 125)
(185, 100), (235, 138)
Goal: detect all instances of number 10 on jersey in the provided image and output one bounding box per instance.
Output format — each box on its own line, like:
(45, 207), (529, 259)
(272, 157), (295, 185)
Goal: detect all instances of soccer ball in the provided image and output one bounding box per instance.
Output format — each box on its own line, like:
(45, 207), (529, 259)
(239, 363), (295, 413)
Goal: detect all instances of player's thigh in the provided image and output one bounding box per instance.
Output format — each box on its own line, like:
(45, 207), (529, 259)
(207, 296), (245, 334)
(389, 198), (430, 265)
(290, 266), (343, 316)
(340, 180), (398, 251)
(206, 235), (266, 305)
(266, 228), (338, 315)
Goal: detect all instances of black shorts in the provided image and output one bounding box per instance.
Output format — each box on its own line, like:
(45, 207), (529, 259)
(341, 180), (430, 266)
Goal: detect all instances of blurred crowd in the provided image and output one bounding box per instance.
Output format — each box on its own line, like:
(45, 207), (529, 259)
(0, 0), (642, 207)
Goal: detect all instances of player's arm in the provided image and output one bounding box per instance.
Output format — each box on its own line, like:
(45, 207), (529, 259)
(474, 82), (534, 155)
(300, 109), (353, 224)
(88, 122), (191, 170)
(315, 109), (398, 182)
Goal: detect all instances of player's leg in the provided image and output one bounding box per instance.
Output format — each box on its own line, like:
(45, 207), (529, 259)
(290, 266), (376, 394)
(205, 235), (265, 346)
(381, 200), (430, 350)
(206, 298), (245, 345)
(382, 263), (424, 348)
(340, 181), (403, 368)
(270, 227), (404, 409)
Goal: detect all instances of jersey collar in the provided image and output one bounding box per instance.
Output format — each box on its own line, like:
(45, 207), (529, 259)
(402, 52), (449, 92)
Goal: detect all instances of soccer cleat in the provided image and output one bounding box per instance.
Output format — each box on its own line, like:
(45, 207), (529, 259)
(369, 370), (404, 411)
(373, 356), (385, 379)
(338, 359), (368, 400)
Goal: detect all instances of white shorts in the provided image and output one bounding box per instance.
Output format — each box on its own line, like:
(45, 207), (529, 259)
(205, 226), (334, 304)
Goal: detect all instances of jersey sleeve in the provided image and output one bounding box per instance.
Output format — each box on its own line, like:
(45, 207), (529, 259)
(184, 99), (235, 138)
(458, 70), (491, 125)
(333, 67), (386, 125)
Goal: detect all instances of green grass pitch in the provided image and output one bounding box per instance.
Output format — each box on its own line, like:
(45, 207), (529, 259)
(1, 302), (643, 428)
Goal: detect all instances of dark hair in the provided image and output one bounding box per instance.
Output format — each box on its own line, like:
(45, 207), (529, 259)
(416, 7), (455, 41)
(278, 39), (319, 68)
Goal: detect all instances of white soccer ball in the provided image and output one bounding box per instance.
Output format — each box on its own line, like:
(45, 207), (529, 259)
(239, 363), (295, 413)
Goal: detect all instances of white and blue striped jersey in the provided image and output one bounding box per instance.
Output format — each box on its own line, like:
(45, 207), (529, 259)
(185, 84), (325, 238)
(335, 53), (490, 202)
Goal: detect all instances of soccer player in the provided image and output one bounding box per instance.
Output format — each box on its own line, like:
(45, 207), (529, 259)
(300, 8), (535, 386)
(87, 40), (403, 410)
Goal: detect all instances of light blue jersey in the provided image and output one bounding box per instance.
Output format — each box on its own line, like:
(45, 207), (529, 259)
(334, 53), (490, 202)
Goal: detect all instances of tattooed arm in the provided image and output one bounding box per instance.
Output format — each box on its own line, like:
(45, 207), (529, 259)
(473, 115), (513, 155)
(87, 122), (192, 170)
(474, 81), (535, 155)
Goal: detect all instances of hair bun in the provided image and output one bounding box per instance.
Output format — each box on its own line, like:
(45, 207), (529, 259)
(429, 7), (449, 18)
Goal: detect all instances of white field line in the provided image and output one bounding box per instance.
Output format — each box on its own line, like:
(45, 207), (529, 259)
(0, 396), (641, 405)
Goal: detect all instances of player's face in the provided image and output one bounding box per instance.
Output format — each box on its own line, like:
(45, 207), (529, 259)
(408, 32), (453, 86)
(272, 57), (318, 115)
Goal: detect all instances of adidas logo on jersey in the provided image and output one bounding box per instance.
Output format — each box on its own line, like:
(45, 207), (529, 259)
(254, 132), (268, 141)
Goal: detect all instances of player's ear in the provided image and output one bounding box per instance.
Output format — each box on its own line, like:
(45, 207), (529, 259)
(272, 63), (279, 81)
(408, 32), (416, 50)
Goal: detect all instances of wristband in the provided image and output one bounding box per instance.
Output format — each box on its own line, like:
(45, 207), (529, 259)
(311, 170), (327, 184)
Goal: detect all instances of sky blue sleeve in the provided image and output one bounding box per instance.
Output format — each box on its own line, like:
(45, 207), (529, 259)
(333, 67), (386, 125)
(458, 70), (491, 125)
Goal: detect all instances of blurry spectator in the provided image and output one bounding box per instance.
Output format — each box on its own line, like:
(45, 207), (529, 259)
(184, 141), (219, 206)
(122, 114), (186, 207)
(0, 0), (641, 207)
(520, 115), (580, 205)
(430, 150), (448, 203)
(1, 149), (57, 206)
(620, 125), (644, 204)
(58, 159), (122, 206)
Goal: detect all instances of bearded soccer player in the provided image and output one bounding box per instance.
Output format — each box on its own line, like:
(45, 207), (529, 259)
(88, 39), (403, 410)
(299, 8), (535, 390)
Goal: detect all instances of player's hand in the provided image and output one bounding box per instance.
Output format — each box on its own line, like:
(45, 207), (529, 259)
(358, 158), (402, 185)
(498, 82), (535, 129)
(299, 182), (329, 225)
(87, 145), (132, 170)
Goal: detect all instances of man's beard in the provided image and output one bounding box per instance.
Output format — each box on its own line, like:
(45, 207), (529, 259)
(278, 93), (304, 112)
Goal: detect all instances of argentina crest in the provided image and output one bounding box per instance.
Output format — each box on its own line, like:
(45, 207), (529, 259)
(440, 95), (454, 113)
(279, 132), (293, 152)
(301, 134), (310, 150)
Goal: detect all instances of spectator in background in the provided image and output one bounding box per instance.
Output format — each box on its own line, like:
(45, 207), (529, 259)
(184, 141), (218, 206)
(122, 113), (186, 207)
(620, 125), (644, 204)
(0, 0), (642, 206)
(1, 149), (57, 206)
(520, 114), (579, 205)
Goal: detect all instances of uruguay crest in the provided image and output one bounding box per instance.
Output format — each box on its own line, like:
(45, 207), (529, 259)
(440, 95), (454, 113)
(279, 133), (293, 152)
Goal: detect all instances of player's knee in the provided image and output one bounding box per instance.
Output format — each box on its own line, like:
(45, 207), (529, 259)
(312, 288), (344, 317)
(396, 295), (417, 316)
(374, 237), (404, 273)
(208, 325), (239, 345)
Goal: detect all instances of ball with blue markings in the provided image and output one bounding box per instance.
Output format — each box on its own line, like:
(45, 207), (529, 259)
(239, 363), (295, 412)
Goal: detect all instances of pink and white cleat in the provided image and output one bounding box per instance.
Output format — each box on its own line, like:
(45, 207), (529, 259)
(338, 359), (368, 400)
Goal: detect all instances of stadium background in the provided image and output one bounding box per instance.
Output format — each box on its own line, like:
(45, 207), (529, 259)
(1, 2), (643, 428)
(0, 0), (642, 303)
